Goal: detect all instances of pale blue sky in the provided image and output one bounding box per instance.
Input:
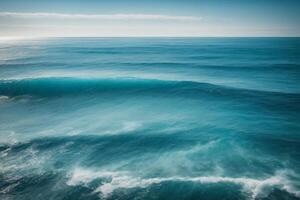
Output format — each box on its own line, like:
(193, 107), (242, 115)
(0, 0), (299, 37)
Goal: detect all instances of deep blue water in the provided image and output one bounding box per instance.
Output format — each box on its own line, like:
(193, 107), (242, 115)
(0, 38), (300, 200)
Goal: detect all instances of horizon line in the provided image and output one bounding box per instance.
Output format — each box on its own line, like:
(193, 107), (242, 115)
(1, 36), (299, 40)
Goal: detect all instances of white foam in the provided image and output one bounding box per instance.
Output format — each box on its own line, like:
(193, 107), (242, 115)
(0, 95), (11, 103)
(67, 168), (120, 186)
(0, 131), (18, 145)
(0, 95), (9, 100)
(103, 121), (142, 135)
(67, 168), (300, 199)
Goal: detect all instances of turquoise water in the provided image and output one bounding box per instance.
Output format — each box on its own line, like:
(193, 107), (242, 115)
(0, 38), (300, 200)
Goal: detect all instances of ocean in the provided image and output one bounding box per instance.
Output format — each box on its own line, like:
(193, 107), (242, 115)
(0, 37), (300, 200)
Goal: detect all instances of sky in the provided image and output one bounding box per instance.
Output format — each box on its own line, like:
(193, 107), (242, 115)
(0, 0), (299, 37)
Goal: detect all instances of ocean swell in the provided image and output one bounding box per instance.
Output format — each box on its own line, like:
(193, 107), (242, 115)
(0, 77), (299, 98)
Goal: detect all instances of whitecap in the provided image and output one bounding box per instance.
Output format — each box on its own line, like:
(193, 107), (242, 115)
(67, 168), (300, 199)
(0, 95), (10, 102)
(67, 168), (120, 186)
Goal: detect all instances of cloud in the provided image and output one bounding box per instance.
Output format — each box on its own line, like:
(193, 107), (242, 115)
(0, 12), (201, 21)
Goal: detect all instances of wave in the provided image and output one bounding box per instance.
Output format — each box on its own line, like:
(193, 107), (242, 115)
(67, 168), (300, 199)
(0, 95), (10, 101)
(2, 135), (300, 199)
(0, 77), (299, 98)
(1, 62), (299, 71)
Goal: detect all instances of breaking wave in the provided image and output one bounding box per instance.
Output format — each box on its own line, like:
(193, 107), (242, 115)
(67, 168), (300, 199)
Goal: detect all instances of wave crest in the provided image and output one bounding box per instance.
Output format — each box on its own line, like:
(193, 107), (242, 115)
(67, 168), (299, 199)
(1, 77), (297, 98)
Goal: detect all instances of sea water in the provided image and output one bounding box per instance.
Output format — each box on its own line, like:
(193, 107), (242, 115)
(0, 37), (300, 200)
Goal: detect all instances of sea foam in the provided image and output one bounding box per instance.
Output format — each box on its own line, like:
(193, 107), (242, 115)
(67, 168), (299, 199)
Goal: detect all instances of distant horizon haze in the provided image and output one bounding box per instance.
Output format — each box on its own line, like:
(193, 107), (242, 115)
(0, 0), (299, 37)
